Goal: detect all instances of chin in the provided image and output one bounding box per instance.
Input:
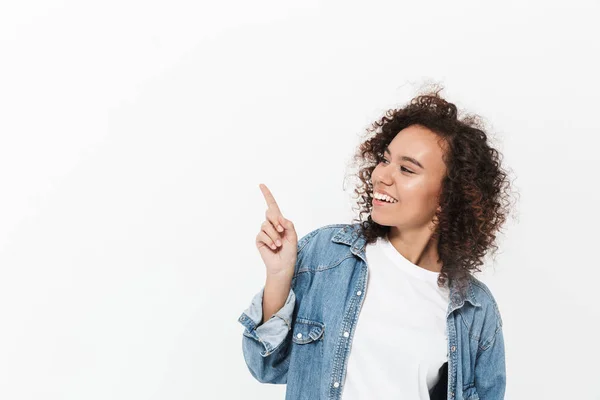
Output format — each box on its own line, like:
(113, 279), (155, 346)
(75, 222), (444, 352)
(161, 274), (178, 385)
(371, 214), (397, 228)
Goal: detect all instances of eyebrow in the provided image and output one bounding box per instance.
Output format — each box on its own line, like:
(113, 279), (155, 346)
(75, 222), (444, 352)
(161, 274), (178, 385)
(384, 146), (425, 169)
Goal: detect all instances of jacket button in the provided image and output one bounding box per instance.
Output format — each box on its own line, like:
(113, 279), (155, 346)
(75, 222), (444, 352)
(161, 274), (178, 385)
(343, 331), (350, 338)
(297, 333), (302, 339)
(356, 291), (362, 296)
(333, 382), (340, 388)
(451, 345), (456, 352)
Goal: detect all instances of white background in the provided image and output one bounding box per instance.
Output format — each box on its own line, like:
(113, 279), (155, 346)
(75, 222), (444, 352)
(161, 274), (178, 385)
(1, 0), (599, 399)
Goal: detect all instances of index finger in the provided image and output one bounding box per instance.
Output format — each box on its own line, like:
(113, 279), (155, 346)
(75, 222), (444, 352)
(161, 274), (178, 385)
(259, 183), (282, 213)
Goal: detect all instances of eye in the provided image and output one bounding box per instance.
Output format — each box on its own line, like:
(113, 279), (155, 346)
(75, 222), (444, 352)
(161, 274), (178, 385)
(376, 153), (388, 163)
(377, 154), (413, 174)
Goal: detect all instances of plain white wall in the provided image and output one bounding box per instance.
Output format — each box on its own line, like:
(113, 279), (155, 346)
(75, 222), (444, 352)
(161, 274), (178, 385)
(1, 0), (599, 399)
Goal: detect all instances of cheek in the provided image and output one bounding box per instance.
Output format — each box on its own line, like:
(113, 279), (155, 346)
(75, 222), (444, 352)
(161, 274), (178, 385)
(398, 180), (439, 207)
(398, 179), (427, 198)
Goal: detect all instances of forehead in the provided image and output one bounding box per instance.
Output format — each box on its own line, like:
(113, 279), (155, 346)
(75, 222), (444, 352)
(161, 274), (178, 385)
(387, 125), (447, 169)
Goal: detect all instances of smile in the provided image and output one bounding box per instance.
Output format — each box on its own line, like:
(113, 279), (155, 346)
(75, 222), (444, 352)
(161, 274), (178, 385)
(373, 198), (396, 206)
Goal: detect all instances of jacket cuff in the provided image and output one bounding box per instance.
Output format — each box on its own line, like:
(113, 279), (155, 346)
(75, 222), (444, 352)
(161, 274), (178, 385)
(238, 287), (296, 357)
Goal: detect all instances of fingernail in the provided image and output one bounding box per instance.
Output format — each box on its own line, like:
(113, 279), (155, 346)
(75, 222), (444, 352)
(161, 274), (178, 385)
(276, 239), (282, 247)
(277, 225), (284, 232)
(271, 244), (277, 250)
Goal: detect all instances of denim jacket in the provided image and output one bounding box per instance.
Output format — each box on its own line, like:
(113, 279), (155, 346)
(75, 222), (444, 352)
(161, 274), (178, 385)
(238, 223), (506, 400)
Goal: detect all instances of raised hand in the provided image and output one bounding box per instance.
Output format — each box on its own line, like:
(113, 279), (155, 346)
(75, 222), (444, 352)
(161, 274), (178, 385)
(255, 183), (299, 278)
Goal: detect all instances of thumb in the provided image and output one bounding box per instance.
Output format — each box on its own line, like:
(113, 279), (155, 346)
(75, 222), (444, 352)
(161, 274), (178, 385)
(278, 215), (289, 229)
(279, 215), (296, 235)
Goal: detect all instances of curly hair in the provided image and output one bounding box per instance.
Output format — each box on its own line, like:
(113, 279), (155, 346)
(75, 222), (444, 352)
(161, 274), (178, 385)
(349, 85), (515, 296)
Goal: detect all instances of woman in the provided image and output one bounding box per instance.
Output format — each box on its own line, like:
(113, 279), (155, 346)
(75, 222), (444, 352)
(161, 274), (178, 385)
(238, 88), (514, 400)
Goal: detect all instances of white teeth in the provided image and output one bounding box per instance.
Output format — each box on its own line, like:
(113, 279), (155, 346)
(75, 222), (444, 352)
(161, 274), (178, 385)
(375, 192), (397, 203)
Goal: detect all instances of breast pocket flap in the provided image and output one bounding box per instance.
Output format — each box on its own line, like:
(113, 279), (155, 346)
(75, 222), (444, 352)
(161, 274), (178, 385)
(292, 318), (325, 344)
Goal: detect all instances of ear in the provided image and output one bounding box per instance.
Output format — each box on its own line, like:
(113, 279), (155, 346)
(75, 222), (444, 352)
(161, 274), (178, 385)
(431, 205), (442, 228)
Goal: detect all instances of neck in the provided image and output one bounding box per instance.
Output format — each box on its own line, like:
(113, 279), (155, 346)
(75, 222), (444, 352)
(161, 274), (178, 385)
(387, 225), (442, 273)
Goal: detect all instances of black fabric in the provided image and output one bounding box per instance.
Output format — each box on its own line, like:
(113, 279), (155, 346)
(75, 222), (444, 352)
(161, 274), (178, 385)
(429, 361), (448, 400)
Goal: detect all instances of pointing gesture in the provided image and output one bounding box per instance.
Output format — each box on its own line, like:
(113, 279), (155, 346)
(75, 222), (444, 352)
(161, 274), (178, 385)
(256, 183), (298, 278)
(260, 183), (282, 214)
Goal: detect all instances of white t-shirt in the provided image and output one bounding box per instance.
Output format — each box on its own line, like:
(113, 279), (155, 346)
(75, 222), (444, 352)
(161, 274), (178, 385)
(341, 235), (450, 399)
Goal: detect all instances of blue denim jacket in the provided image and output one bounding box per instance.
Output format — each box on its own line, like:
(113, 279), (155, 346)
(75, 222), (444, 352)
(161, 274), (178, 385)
(238, 223), (506, 400)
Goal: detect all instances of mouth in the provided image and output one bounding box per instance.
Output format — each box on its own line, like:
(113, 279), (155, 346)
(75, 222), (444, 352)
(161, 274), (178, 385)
(373, 198), (397, 207)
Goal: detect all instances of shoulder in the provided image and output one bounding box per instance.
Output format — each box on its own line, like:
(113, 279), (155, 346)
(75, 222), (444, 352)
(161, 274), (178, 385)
(469, 275), (499, 303)
(294, 223), (356, 275)
(468, 274), (504, 331)
(297, 223), (354, 250)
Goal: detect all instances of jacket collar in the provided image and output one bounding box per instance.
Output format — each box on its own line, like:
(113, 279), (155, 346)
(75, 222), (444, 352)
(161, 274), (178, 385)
(331, 223), (481, 316)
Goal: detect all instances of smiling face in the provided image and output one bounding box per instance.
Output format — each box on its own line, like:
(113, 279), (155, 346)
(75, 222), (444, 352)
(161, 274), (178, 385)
(371, 124), (448, 231)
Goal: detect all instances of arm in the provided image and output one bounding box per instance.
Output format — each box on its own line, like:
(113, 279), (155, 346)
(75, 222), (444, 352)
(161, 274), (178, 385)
(474, 324), (506, 399)
(237, 227), (320, 384)
(262, 272), (293, 324)
(238, 284), (296, 384)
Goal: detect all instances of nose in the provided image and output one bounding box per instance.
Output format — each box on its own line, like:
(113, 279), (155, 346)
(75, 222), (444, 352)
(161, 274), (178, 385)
(374, 164), (394, 185)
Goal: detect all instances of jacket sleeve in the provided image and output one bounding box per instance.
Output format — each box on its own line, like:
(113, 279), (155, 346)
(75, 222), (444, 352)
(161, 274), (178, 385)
(474, 313), (506, 399)
(237, 227), (319, 384)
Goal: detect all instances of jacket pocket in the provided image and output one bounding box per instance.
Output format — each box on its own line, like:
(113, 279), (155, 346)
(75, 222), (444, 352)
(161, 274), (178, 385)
(292, 317), (325, 344)
(287, 318), (325, 398)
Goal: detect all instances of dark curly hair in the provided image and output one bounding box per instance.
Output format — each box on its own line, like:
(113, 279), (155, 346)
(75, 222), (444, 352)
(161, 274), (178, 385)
(348, 85), (515, 296)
